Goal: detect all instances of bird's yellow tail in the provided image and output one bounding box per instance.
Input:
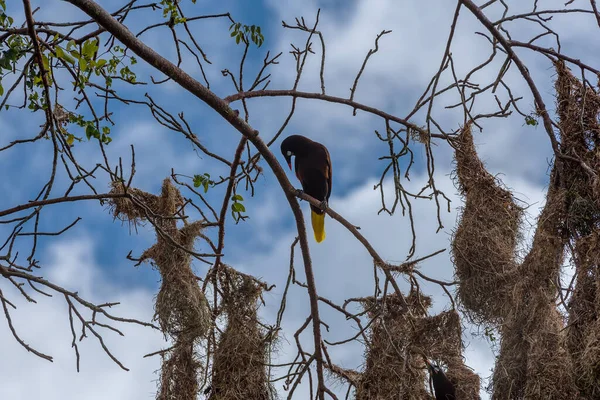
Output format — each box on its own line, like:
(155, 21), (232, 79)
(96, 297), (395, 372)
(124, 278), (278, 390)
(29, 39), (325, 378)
(311, 210), (326, 243)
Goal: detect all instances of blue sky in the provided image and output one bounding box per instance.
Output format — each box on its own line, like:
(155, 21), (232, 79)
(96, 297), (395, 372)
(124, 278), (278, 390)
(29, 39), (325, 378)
(1, 0), (599, 399)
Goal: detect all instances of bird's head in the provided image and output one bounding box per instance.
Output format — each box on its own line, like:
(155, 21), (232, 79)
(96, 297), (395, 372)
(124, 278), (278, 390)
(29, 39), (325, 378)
(424, 358), (442, 375)
(281, 134), (311, 170)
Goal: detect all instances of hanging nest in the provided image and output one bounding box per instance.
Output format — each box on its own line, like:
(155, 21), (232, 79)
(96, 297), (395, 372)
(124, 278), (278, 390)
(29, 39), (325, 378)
(412, 310), (481, 399)
(208, 265), (273, 400)
(350, 293), (480, 399)
(108, 181), (162, 226)
(157, 342), (202, 400)
(491, 175), (575, 400)
(568, 233), (600, 398)
(553, 61), (600, 398)
(445, 359), (481, 400)
(491, 287), (575, 400)
(144, 219), (211, 341)
(108, 179), (211, 400)
(554, 60), (600, 234)
(354, 290), (432, 400)
(451, 123), (523, 324)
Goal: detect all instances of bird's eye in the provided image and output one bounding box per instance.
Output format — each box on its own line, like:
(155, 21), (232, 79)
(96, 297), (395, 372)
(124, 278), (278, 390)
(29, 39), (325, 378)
(286, 151), (292, 157)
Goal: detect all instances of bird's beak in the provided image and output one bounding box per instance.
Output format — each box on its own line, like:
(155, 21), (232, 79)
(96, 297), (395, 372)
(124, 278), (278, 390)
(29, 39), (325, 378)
(423, 357), (433, 368)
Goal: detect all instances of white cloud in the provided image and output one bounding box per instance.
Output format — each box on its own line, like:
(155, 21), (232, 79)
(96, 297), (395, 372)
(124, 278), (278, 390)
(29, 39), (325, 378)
(0, 237), (166, 400)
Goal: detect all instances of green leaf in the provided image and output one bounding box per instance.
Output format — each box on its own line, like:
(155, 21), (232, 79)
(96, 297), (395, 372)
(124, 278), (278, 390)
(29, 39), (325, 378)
(55, 46), (65, 59)
(232, 202), (245, 213)
(56, 47), (76, 65)
(232, 194), (244, 201)
(96, 59), (107, 68)
(41, 53), (49, 71)
(0, 57), (10, 70)
(525, 115), (538, 126)
(193, 174), (203, 188)
(0, 84), (4, 97)
(66, 134), (75, 146)
(82, 39), (98, 59)
(85, 124), (98, 140)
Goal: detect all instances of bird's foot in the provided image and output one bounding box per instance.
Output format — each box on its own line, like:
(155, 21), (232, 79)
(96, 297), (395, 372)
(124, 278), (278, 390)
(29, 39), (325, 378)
(295, 188), (304, 198)
(319, 200), (328, 212)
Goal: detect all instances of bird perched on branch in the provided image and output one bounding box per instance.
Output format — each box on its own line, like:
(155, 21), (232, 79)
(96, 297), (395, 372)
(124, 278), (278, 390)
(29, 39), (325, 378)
(281, 135), (332, 243)
(425, 359), (456, 400)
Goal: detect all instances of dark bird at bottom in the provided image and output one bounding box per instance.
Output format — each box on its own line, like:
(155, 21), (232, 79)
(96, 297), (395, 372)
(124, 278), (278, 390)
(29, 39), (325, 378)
(425, 359), (456, 400)
(281, 135), (332, 243)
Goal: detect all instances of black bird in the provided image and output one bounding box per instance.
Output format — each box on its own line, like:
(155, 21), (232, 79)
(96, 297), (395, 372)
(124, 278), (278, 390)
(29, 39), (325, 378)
(425, 359), (456, 400)
(281, 135), (332, 243)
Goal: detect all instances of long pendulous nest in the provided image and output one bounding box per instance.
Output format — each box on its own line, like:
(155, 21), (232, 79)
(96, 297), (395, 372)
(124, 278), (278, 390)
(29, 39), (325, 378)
(450, 68), (600, 397)
(485, 61), (600, 399)
(451, 123), (523, 324)
(353, 291), (480, 399)
(208, 265), (273, 400)
(554, 60), (600, 398)
(109, 179), (211, 400)
(492, 175), (575, 400)
(451, 137), (576, 398)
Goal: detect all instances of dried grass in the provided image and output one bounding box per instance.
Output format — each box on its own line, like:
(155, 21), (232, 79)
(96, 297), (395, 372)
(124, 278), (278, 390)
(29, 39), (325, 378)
(488, 174), (575, 399)
(450, 77), (594, 397)
(354, 292), (480, 399)
(569, 234), (600, 397)
(451, 123), (522, 324)
(488, 61), (600, 399)
(491, 285), (575, 400)
(413, 310), (480, 399)
(108, 179), (210, 400)
(209, 265), (273, 400)
(355, 291), (431, 400)
(553, 61), (600, 398)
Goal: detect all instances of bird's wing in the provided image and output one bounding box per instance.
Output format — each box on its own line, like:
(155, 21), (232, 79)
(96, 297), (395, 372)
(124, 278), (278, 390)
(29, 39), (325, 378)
(320, 144), (332, 201)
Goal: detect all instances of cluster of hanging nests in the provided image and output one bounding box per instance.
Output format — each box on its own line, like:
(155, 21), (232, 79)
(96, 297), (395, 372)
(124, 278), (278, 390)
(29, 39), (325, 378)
(109, 179), (273, 400)
(451, 61), (600, 399)
(105, 60), (600, 399)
